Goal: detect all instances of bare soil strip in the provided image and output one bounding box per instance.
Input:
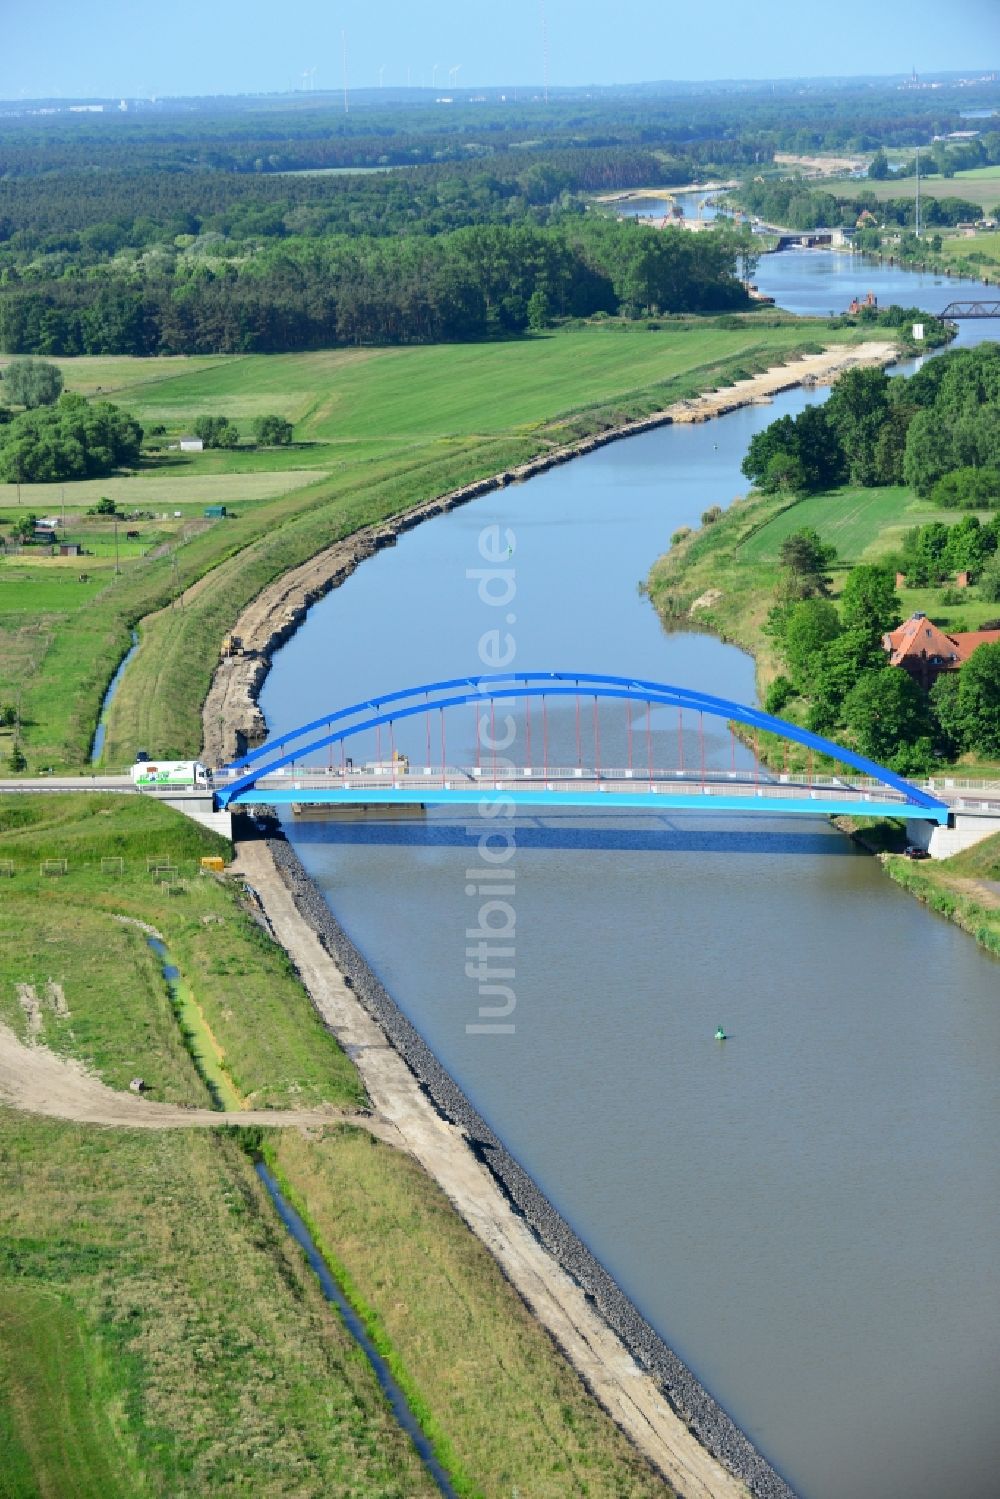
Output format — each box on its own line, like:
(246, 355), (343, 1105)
(0, 1020), (369, 1133)
(15, 985), (42, 1043)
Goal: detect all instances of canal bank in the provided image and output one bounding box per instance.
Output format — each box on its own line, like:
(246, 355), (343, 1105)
(202, 340), (896, 766)
(232, 824), (781, 1499)
(193, 257), (1000, 1499)
(190, 341), (911, 1498)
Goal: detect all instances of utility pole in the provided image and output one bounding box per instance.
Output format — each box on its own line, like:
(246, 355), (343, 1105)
(915, 146), (921, 239)
(113, 519), (120, 576)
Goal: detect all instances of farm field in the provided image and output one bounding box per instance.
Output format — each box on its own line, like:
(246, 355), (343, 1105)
(0, 468), (327, 511)
(26, 320), (863, 441)
(938, 230), (1000, 264)
(0, 318), (879, 770)
(734, 484), (992, 567)
(0, 794), (673, 1499)
(821, 171), (1000, 209)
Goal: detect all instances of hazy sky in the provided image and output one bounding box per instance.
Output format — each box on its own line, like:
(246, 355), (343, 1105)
(2, 0), (998, 101)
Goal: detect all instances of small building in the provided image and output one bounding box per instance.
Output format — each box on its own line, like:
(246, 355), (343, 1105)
(884, 613), (1000, 689)
(203, 505), (227, 519)
(179, 436), (204, 453)
(59, 542), (82, 557)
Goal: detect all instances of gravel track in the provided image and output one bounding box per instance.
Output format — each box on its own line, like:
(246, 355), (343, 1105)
(0, 1019), (371, 1133)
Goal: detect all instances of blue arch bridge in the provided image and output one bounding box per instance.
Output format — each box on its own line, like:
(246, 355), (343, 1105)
(214, 672), (950, 826)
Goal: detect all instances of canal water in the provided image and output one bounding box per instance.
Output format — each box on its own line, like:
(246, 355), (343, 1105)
(259, 258), (1000, 1499)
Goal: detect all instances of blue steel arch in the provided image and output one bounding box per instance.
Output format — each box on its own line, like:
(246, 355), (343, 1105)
(217, 671), (947, 814)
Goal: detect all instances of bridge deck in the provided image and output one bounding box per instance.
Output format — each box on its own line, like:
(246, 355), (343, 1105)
(220, 767), (952, 823)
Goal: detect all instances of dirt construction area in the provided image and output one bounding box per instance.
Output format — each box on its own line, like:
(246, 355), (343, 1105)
(0, 1020), (367, 1132)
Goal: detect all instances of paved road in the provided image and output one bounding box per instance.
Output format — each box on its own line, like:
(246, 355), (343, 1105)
(2, 772), (998, 817)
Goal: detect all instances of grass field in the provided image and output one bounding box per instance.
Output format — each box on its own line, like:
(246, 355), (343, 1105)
(0, 795), (674, 1497)
(0, 1287), (146, 1499)
(271, 1129), (669, 1499)
(35, 324), (860, 441)
(0, 318), (880, 771)
(734, 485), (993, 568)
(938, 230), (1000, 265)
(0, 795), (363, 1108)
(647, 480), (1000, 736)
(885, 831), (1000, 958)
(822, 170), (1000, 209)
(0, 468), (327, 510)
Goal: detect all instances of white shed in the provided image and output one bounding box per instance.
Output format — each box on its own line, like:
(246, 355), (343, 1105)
(179, 436), (204, 453)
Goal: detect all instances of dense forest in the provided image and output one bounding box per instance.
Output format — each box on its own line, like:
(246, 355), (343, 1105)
(0, 218), (752, 354)
(0, 100), (765, 354)
(2, 77), (995, 177)
(743, 343), (1000, 496)
(1, 77), (997, 356)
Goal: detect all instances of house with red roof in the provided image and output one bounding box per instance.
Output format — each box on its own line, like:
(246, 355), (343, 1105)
(883, 613), (1000, 689)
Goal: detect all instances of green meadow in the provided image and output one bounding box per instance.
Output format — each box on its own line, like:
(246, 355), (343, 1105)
(938, 230), (1000, 265)
(0, 795), (673, 1498)
(734, 485), (989, 567)
(0, 318), (877, 770)
(648, 481), (1000, 702)
(821, 169), (1000, 210)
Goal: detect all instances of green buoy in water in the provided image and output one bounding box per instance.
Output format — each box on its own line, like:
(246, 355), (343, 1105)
(714, 1026), (727, 1041)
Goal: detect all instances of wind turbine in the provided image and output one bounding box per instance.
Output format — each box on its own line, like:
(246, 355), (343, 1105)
(432, 62), (441, 89)
(449, 64), (462, 88)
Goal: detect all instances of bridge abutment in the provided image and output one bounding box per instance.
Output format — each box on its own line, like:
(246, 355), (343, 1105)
(906, 812), (1000, 860)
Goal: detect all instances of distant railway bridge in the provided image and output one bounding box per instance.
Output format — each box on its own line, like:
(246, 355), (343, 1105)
(939, 300), (1000, 320)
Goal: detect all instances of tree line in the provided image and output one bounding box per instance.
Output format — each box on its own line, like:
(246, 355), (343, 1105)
(0, 392), (142, 482)
(734, 177), (988, 232)
(2, 78), (989, 179)
(0, 219), (753, 356)
(742, 344), (1000, 499)
(0, 149), (685, 261)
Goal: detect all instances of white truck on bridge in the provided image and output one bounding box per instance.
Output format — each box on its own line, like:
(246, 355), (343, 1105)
(130, 760), (212, 791)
